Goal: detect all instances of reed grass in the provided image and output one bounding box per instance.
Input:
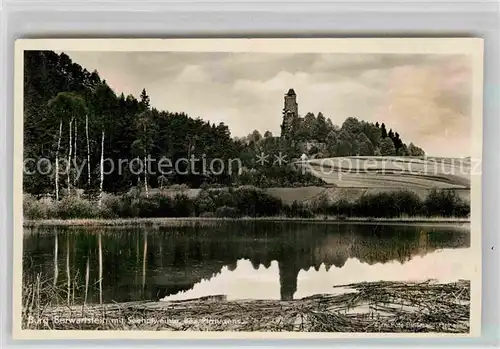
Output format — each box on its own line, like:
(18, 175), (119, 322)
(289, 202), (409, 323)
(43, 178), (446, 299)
(23, 215), (470, 229)
(23, 279), (470, 332)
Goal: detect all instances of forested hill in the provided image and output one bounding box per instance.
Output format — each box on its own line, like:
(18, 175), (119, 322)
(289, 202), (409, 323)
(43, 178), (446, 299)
(23, 51), (425, 195)
(24, 51), (241, 194)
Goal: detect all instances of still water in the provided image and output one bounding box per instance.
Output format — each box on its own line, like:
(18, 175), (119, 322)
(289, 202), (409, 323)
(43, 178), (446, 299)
(23, 222), (470, 304)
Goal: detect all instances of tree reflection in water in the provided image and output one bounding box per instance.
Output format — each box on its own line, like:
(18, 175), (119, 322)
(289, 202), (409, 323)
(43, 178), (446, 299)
(23, 222), (470, 304)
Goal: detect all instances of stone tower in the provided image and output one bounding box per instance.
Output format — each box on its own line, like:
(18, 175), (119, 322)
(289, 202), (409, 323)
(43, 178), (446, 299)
(281, 88), (298, 138)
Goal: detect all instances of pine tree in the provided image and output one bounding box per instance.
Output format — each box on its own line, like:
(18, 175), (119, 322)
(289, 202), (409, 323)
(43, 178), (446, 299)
(381, 123), (387, 138)
(388, 129), (395, 139)
(140, 88), (150, 110)
(380, 137), (396, 156)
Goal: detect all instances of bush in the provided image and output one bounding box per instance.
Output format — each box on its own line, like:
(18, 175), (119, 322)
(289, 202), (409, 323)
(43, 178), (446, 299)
(130, 197), (160, 218)
(23, 194), (53, 219)
(215, 206), (240, 218)
(233, 186), (283, 217)
(194, 190), (216, 215)
(310, 192), (330, 214)
(285, 201), (314, 218)
(395, 191), (426, 216)
(115, 194), (136, 218)
(22, 187), (470, 220)
(99, 194), (122, 218)
(199, 211), (216, 218)
(354, 191), (424, 218)
(329, 199), (355, 217)
(424, 189), (469, 217)
(155, 194), (173, 217)
(169, 184), (190, 191)
(171, 194), (195, 217)
(195, 188), (236, 209)
(54, 196), (98, 219)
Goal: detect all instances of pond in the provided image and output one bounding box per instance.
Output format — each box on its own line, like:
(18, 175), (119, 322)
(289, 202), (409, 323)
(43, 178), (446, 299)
(23, 222), (470, 305)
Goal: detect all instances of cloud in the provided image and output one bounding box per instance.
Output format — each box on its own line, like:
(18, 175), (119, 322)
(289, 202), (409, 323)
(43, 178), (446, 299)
(64, 51), (473, 157)
(176, 65), (210, 84)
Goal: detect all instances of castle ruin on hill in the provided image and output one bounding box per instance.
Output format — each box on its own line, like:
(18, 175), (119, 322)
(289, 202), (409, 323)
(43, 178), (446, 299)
(280, 88), (326, 154)
(280, 88), (298, 139)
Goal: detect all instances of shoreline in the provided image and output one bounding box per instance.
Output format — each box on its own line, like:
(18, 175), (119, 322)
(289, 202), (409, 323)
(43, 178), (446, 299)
(23, 216), (471, 228)
(24, 280), (470, 332)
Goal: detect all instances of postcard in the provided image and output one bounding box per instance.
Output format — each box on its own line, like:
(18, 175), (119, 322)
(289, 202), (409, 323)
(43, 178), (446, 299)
(13, 38), (483, 339)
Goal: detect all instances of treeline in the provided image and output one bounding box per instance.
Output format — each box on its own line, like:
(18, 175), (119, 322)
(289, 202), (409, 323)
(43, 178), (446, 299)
(24, 187), (469, 220)
(24, 51), (243, 196)
(247, 113), (425, 158)
(24, 51), (424, 198)
(308, 189), (469, 218)
(24, 51), (323, 196)
(233, 166), (325, 188)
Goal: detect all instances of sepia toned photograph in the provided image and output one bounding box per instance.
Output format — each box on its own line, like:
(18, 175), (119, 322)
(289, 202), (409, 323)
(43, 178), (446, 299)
(13, 39), (483, 339)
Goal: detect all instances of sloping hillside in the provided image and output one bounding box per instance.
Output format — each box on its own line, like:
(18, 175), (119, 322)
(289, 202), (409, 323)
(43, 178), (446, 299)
(132, 156), (471, 205)
(263, 156), (472, 204)
(304, 156), (470, 189)
(266, 186), (471, 204)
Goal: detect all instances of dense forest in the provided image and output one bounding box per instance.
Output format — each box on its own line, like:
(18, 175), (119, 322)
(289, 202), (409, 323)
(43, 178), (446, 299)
(249, 114), (425, 158)
(24, 51), (425, 196)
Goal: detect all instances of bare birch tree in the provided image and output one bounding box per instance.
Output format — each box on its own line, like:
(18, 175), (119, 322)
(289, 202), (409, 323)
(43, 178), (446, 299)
(48, 92), (87, 199)
(67, 117), (74, 195)
(86, 114), (91, 186)
(74, 118), (78, 188)
(99, 130), (105, 207)
(93, 82), (117, 205)
(55, 120), (62, 200)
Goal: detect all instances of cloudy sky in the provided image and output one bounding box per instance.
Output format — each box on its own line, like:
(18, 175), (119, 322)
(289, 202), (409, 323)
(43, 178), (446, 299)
(65, 51), (472, 157)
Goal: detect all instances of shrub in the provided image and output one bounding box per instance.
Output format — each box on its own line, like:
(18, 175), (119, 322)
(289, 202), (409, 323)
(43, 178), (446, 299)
(424, 189), (469, 217)
(196, 188), (236, 209)
(54, 196), (98, 219)
(171, 194), (195, 217)
(356, 192), (397, 217)
(194, 190), (216, 215)
(126, 186), (141, 199)
(395, 191), (426, 216)
(155, 194), (173, 217)
(23, 187), (470, 220)
(199, 211), (216, 218)
(310, 192), (330, 214)
(130, 197), (160, 218)
(169, 183), (190, 191)
(285, 201), (314, 218)
(23, 194), (52, 219)
(115, 194), (136, 218)
(233, 186), (283, 217)
(99, 194), (122, 218)
(354, 191), (424, 218)
(210, 189), (236, 207)
(329, 199), (355, 217)
(215, 206), (240, 218)
(454, 201), (470, 217)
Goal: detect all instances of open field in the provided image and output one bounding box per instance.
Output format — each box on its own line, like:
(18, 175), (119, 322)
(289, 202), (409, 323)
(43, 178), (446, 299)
(24, 280), (469, 332)
(266, 186), (470, 205)
(303, 156), (471, 189)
